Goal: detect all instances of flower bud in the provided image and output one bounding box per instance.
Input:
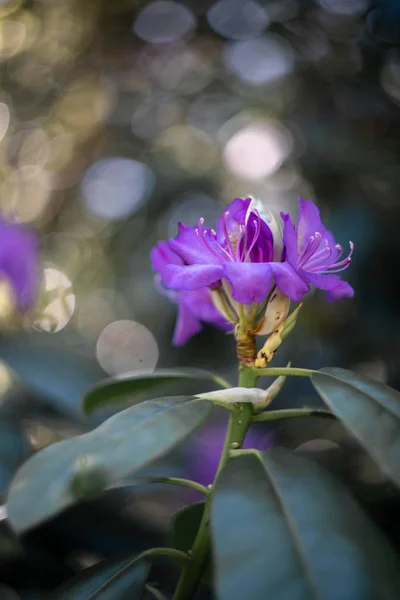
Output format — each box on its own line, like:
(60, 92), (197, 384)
(255, 304), (302, 368)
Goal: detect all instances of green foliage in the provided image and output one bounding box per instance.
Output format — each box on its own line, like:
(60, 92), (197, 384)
(7, 396), (213, 532)
(82, 369), (231, 414)
(48, 556), (150, 599)
(170, 502), (212, 583)
(312, 367), (400, 487)
(211, 448), (400, 600)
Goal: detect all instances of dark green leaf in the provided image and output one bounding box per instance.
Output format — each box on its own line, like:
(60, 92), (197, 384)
(170, 502), (212, 584)
(211, 448), (400, 600)
(82, 368), (230, 414)
(49, 556), (150, 599)
(312, 367), (400, 487)
(170, 501), (205, 554)
(7, 397), (212, 533)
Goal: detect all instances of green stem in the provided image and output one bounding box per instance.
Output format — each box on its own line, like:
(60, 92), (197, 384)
(146, 584), (168, 600)
(133, 476), (208, 496)
(252, 367), (315, 378)
(253, 408), (335, 422)
(172, 366), (257, 600)
(136, 547), (189, 565)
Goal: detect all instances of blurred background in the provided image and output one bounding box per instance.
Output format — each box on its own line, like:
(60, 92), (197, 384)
(0, 0), (400, 597)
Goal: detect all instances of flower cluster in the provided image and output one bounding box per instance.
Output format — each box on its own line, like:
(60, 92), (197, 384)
(0, 217), (39, 321)
(151, 197), (354, 345)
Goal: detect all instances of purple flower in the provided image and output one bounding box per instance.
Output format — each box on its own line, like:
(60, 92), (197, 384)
(189, 422), (274, 488)
(0, 217), (39, 313)
(152, 244), (233, 345)
(152, 197), (307, 318)
(281, 198), (354, 301)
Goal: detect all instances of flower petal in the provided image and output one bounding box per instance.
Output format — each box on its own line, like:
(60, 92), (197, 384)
(326, 281), (354, 301)
(151, 241), (182, 273)
(223, 262), (274, 304)
(280, 212), (298, 266)
(300, 271), (354, 300)
(296, 198), (326, 251)
(169, 225), (223, 265)
(269, 262), (309, 302)
(173, 301), (203, 346)
(180, 289), (232, 330)
(216, 197), (250, 245)
(163, 264), (223, 290)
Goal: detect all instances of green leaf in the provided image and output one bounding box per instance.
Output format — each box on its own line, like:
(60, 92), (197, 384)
(311, 367), (400, 487)
(82, 368), (231, 414)
(49, 555), (150, 599)
(170, 502), (212, 584)
(211, 448), (400, 600)
(7, 397), (213, 533)
(170, 502), (204, 555)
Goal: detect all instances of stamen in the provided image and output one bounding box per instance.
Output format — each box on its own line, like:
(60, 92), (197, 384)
(298, 233), (321, 267)
(324, 241), (354, 270)
(238, 225), (247, 262)
(197, 218), (232, 262)
(304, 245), (333, 269)
(307, 241), (354, 274)
(221, 211), (236, 260)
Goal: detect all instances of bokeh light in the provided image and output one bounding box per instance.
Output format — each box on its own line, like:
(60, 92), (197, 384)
(0, 102), (9, 142)
(223, 35), (294, 85)
(223, 120), (293, 180)
(133, 1), (197, 44)
(317, 0), (367, 17)
(33, 268), (75, 333)
(81, 157), (155, 221)
(96, 320), (159, 375)
(207, 0), (269, 40)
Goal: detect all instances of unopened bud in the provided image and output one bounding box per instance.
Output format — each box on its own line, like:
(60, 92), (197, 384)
(255, 304), (302, 368)
(255, 288), (290, 336)
(253, 362), (291, 413)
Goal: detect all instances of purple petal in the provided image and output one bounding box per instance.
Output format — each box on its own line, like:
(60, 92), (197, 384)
(180, 288), (232, 330)
(172, 301), (203, 346)
(151, 241), (183, 274)
(163, 264), (223, 290)
(223, 262), (274, 304)
(169, 225), (223, 265)
(296, 198), (325, 252)
(216, 198), (250, 245)
(303, 271), (343, 291)
(0, 219), (39, 311)
(280, 212), (298, 266)
(246, 215), (274, 263)
(270, 262), (309, 302)
(304, 271), (354, 300)
(326, 281), (354, 301)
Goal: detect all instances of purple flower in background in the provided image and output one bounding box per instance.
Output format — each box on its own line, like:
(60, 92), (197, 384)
(189, 423), (274, 488)
(281, 198), (354, 301)
(0, 217), (39, 313)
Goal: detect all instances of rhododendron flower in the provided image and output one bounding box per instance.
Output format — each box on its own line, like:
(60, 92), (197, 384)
(281, 198), (354, 301)
(0, 217), (39, 314)
(151, 196), (354, 344)
(153, 197), (307, 305)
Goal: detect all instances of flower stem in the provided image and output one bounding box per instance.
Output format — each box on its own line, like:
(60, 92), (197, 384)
(171, 365), (257, 600)
(252, 366), (315, 377)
